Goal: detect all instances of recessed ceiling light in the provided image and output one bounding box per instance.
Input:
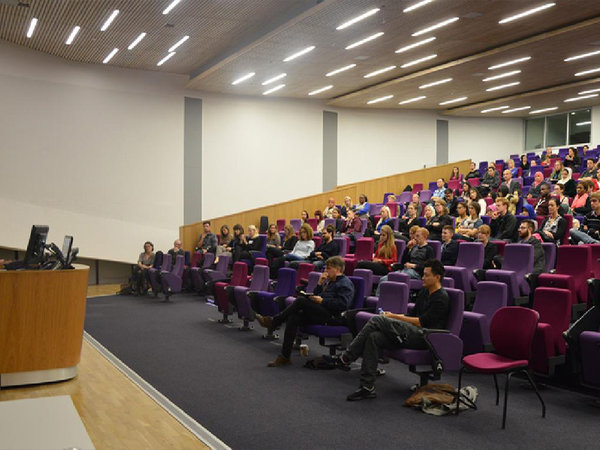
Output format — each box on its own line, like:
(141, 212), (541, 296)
(499, 3), (556, 24)
(263, 84), (285, 95)
(486, 81), (520, 92)
(502, 106), (531, 113)
(482, 70), (521, 82)
(163, 0), (183, 15)
(157, 52), (176, 66)
(168, 35), (189, 53)
(26, 17), (37, 38)
(326, 64), (356, 77)
(412, 17), (459, 37)
(262, 73), (287, 86)
(439, 96), (467, 105)
(308, 85), (333, 96)
(367, 95), (394, 104)
(419, 78), (452, 89)
(231, 72), (255, 85)
(336, 8), (380, 30)
(403, 0), (435, 13)
(399, 96), (426, 104)
(283, 46), (315, 62)
(529, 107), (558, 114)
(346, 32), (384, 50)
(395, 37), (436, 54)
(576, 121), (592, 126)
(364, 65), (396, 78)
(102, 48), (119, 64)
(65, 26), (81, 45)
(488, 56), (531, 70)
(564, 50), (600, 62)
(579, 88), (600, 95)
(481, 106), (510, 113)
(128, 32), (147, 50)
(575, 67), (600, 77)
(564, 93), (599, 102)
(400, 54), (437, 68)
(100, 10), (119, 31)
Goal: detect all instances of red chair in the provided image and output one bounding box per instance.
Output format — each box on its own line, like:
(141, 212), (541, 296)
(457, 307), (545, 429)
(276, 219), (285, 232)
(306, 218), (318, 231)
(413, 183), (423, 192)
(344, 238), (374, 275)
(214, 262), (249, 323)
(296, 262), (315, 286)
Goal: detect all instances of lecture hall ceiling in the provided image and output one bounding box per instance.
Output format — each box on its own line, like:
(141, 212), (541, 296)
(1, 0), (600, 117)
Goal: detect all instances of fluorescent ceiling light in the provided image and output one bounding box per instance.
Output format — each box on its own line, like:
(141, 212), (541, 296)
(486, 81), (520, 92)
(564, 50), (600, 62)
(364, 65), (396, 78)
(263, 84), (285, 95)
(336, 8), (379, 30)
(346, 32), (384, 50)
(576, 121), (592, 126)
(502, 106), (531, 113)
(283, 45), (315, 62)
(482, 70), (521, 82)
(529, 107), (558, 114)
(326, 64), (356, 77)
(168, 35), (189, 53)
(404, 0), (435, 13)
(101, 10), (119, 31)
(575, 67), (600, 77)
(65, 26), (80, 45)
(103, 48), (119, 64)
(128, 32), (147, 50)
(488, 56), (531, 70)
(308, 85), (333, 96)
(439, 96), (467, 105)
(400, 54), (437, 68)
(395, 37), (436, 54)
(26, 17), (37, 38)
(412, 17), (459, 37)
(262, 73), (287, 86)
(499, 3), (556, 24)
(231, 72), (255, 85)
(399, 96), (426, 104)
(579, 88), (600, 95)
(564, 93), (599, 102)
(481, 106), (510, 113)
(367, 95), (393, 104)
(419, 78), (452, 89)
(157, 52), (176, 66)
(163, 0), (182, 15)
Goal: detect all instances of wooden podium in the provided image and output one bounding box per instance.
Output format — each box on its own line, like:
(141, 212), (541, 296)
(0, 264), (89, 387)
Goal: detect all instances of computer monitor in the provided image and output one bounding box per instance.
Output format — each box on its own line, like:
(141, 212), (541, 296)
(23, 225), (49, 267)
(61, 235), (73, 267)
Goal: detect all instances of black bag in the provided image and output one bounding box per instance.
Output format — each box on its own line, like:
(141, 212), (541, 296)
(304, 355), (337, 370)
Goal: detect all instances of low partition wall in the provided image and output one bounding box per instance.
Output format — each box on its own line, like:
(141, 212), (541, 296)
(180, 160), (471, 250)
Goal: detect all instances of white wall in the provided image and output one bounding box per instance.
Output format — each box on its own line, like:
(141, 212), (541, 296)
(0, 41), (187, 262)
(592, 105), (600, 147)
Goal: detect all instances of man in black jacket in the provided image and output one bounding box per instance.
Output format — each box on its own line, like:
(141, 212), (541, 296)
(441, 225), (459, 266)
(518, 220), (545, 275)
(490, 197), (517, 242)
(288, 225), (339, 270)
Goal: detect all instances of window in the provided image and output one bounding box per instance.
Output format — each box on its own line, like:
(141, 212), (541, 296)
(525, 117), (544, 149)
(568, 109), (591, 145)
(524, 108), (591, 150)
(545, 113), (568, 147)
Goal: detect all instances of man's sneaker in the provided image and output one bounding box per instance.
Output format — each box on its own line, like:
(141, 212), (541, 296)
(347, 386), (376, 401)
(267, 355), (291, 367)
(256, 314), (273, 329)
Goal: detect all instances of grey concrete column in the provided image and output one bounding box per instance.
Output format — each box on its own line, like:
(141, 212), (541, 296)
(184, 97), (203, 224)
(323, 110), (338, 191)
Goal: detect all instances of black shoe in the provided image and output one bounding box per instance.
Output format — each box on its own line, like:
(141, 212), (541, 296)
(347, 386), (376, 401)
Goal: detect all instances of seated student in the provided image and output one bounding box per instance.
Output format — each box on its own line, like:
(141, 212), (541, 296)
(266, 224), (297, 264)
(527, 171), (546, 198)
(426, 199), (453, 241)
(581, 158), (598, 179)
(341, 209), (362, 235)
(266, 223), (281, 250)
(572, 181), (592, 216)
(397, 204), (420, 240)
(496, 185), (515, 215)
(563, 147), (580, 170)
(330, 207), (344, 234)
(456, 181), (471, 199)
(168, 239), (186, 266)
(323, 197), (337, 218)
(468, 188), (487, 217)
(490, 197), (518, 242)
(449, 166), (461, 182)
(557, 167), (577, 197)
(215, 225), (233, 260)
(194, 221), (218, 266)
(455, 201), (482, 241)
(423, 203), (436, 232)
(288, 224), (339, 271)
(506, 158), (519, 178)
(431, 178), (446, 201)
(520, 154), (530, 176)
(534, 182), (552, 217)
(465, 161), (480, 181)
(478, 165), (500, 197)
(227, 224), (245, 262)
(339, 259), (449, 401)
(444, 189), (459, 216)
(300, 210), (310, 224)
(550, 160), (564, 182)
(409, 192), (423, 216)
(440, 225), (459, 266)
(477, 225), (498, 270)
(554, 182), (572, 214)
(539, 198), (567, 244)
(540, 146), (554, 165)
(373, 206), (393, 240)
(518, 220), (546, 275)
(569, 191), (600, 244)
(132, 241), (155, 295)
(285, 224), (315, 261)
(500, 169), (522, 202)
(314, 210), (325, 233)
(354, 194), (371, 217)
(340, 196), (353, 218)
(256, 256), (355, 367)
(387, 227), (434, 281)
(356, 225), (397, 276)
(233, 225), (262, 263)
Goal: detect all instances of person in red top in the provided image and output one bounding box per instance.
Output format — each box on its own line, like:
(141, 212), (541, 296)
(356, 225), (397, 275)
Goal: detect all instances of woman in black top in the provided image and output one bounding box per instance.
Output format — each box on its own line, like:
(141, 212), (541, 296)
(427, 199), (453, 241)
(233, 225), (262, 263)
(520, 154), (530, 176)
(398, 203), (420, 239)
(266, 224), (297, 263)
(563, 147), (580, 170)
(539, 198), (566, 245)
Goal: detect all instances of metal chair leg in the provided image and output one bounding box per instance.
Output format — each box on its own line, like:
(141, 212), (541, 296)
(493, 373), (500, 405)
(523, 370), (546, 418)
(502, 372), (514, 429)
(455, 366), (464, 416)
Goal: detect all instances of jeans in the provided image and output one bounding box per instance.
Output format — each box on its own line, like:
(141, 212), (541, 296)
(285, 253), (305, 261)
(569, 229), (600, 244)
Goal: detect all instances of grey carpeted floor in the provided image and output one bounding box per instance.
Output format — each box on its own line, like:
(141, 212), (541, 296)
(85, 293), (600, 450)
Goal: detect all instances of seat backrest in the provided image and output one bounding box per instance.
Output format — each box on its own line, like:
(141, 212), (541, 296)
(248, 265), (269, 291)
(290, 219), (302, 232)
(394, 239), (406, 262)
(473, 281), (507, 322)
(153, 251), (163, 269)
(444, 288), (465, 336)
(214, 255), (231, 274)
(427, 240), (442, 260)
(442, 277), (455, 288)
(562, 214), (573, 245)
(352, 268), (373, 297)
(275, 268), (297, 296)
(160, 253), (172, 271)
(305, 271), (321, 294)
(334, 237), (347, 258)
(455, 241), (484, 270)
(429, 181), (437, 191)
(355, 238), (375, 260)
(413, 183), (423, 192)
(184, 251), (191, 266)
(556, 245), (591, 277)
(201, 252), (215, 269)
(541, 243), (556, 272)
(360, 218), (368, 233)
(398, 191), (412, 204)
(386, 202), (398, 217)
(172, 254), (185, 278)
(296, 262), (315, 286)
(388, 271), (410, 284)
(419, 190), (433, 202)
(490, 307), (539, 360)
(276, 219), (286, 232)
(256, 235), (267, 253)
(348, 276), (366, 309)
(586, 244), (600, 278)
(377, 281), (408, 313)
(369, 204), (383, 216)
(230, 262), (249, 286)
(502, 244), (533, 276)
(307, 218), (318, 231)
(312, 236), (322, 249)
(532, 287), (571, 337)
(324, 218), (335, 229)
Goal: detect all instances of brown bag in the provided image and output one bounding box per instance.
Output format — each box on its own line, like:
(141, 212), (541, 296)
(403, 383), (456, 407)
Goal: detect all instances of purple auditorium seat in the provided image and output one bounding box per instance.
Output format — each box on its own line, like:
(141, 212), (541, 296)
(324, 218), (335, 229)
(448, 179), (460, 191)
(413, 183), (424, 192)
(383, 192), (395, 204)
(458, 307), (545, 429)
(312, 236), (322, 249)
(296, 262), (315, 286)
(460, 282), (507, 355)
(530, 287), (570, 376)
(307, 218), (318, 232)
(429, 181), (437, 191)
(203, 255), (232, 286)
(357, 281), (409, 331)
(387, 288), (465, 387)
(442, 277), (455, 288)
(253, 268), (297, 338)
(234, 265), (271, 330)
(334, 237), (348, 258)
(586, 243), (600, 278)
(299, 276), (366, 355)
(190, 252), (215, 292)
(388, 271), (410, 284)
(443, 242), (484, 292)
(290, 219), (302, 233)
(276, 219), (285, 232)
(353, 268), (374, 298)
(160, 254), (185, 301)
(369, 204), (383, 216)
(344, 237), (374, 275)
(485, 244), (534, 306)
(580, 331), (600, 389)
(419, 190), (433, 202)
(214, 262), (249, 323)
(541, 243), (556, 273)
(386, 202), (399, 217)
(397, 191), (412, 204)
(149, 253), (171, 295)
